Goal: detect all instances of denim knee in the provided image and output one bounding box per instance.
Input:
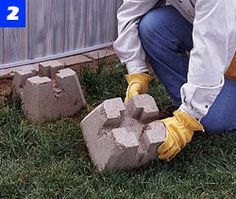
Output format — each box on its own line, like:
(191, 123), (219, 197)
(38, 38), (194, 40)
(201, 115), (236, 134)
(138, 9), (163, 42)
(201, 119), (226, 134)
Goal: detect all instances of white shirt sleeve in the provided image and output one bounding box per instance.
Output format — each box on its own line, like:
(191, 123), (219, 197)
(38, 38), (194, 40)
(113, 0), (159, 74)
(179, 0), (236, 121)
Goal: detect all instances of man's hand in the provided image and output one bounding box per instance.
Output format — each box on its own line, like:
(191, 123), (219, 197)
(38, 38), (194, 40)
(125, 73), (153, 103)
(157, 110), (204, 161)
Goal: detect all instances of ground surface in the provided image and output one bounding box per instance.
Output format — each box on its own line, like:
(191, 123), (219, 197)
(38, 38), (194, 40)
(0, 63), (236, 198)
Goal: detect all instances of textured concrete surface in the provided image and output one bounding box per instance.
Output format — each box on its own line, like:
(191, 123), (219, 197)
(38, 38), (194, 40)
(58, 55), (93, 67)
(13, 61), (86, 123)
(0, 46), (118, 79)
(39, 61), (64, 79)
(83, 47), (116, 60)
(12, 69), (37, 98)
(80, 94), (166, 171)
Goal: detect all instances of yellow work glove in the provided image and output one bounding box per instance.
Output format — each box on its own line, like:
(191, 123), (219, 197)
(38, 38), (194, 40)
(125, 73), (153, 103)
(157, 110), (204, 161)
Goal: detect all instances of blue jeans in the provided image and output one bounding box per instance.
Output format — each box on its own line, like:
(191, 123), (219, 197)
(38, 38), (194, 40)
(138, 5), (236, 134)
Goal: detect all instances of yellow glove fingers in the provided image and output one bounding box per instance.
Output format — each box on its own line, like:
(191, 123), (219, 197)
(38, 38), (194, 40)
(158, 144), (180, 161)
(125, 91), (139, 103)
(157, 139), (174, 154)
(125, 92), (139, 103)
(156, 110), (205, 161)
(125, 73), (153, 102)
(170, 129), (189, 149)
(162, 118), (185, 144)
(177, 131), (193, 146)
(125, 83), (141, 103)
(157, 132), (175, 154)
(128, 83), (142, 95)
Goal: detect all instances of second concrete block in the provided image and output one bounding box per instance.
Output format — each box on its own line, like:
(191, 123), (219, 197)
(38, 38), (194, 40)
(13, 61), (86, 123)
(80, 94), (166, 171)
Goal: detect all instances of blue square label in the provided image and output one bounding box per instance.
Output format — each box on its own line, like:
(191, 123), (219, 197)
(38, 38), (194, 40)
(0, 0), (26, 27)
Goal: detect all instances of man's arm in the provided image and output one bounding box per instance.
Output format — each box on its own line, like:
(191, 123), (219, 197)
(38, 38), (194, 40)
(179, 0), (236, 121)
(113, 0), (159, 74)
(158, 0), (236, 161)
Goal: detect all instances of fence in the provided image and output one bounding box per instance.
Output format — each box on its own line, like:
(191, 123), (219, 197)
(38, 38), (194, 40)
(0, 0), (123, 69)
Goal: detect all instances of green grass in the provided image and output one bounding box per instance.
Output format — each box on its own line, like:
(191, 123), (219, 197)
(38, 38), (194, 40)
(0, 63), (236, 199)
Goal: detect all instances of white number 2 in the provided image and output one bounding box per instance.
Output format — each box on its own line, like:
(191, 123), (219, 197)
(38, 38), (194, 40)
(7, 6), (20, 21)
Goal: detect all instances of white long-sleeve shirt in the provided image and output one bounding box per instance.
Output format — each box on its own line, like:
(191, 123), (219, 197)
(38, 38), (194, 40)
(113, 0), (236, 120)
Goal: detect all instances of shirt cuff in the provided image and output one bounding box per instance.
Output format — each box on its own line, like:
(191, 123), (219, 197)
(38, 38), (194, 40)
(126, 60), (149, 74)
(179, 77), (225, 121)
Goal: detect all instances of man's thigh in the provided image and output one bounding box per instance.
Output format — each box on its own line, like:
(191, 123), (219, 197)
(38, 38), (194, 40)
(139, 5), (193, 52)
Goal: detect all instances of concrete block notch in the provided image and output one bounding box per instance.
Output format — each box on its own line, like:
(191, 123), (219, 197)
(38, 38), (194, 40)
(13, 60), (86, 123)
(80, 94), (166, 171)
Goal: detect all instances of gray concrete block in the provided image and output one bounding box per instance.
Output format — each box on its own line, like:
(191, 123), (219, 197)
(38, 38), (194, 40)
(80, 94), (166, 171)
(39, 60), (64, 79)
(22, 76), (54, 122)
(13, 62), (86, 123)
(141, 121), (166, 161)
(126, 94), (160, 123)
(12, 69), (37, 97)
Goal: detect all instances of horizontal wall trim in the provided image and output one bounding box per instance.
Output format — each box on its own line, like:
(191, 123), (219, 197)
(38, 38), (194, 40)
(0, 42), (114, 70)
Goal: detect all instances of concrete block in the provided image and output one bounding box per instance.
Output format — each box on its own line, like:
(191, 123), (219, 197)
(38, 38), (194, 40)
(82, 47), (118, 67)
(22, 76), (54, 122)
(13, 61), (86, 123)
(126, 94), (159, 123)
(39, 60), (64, 79)
(80, 94), (166, 171)
(83, 47), (116, 60)
(12, 69), (37, 98)
(57, 55), (93, 67)
(141, 121), (166, 160)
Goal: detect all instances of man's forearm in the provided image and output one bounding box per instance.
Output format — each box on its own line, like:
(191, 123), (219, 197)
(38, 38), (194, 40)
(113, 0), (158, 74)
(179, 0), (236, 120)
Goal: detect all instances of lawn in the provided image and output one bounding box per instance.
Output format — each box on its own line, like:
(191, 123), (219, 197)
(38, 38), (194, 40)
(0, 63), (236, 199)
